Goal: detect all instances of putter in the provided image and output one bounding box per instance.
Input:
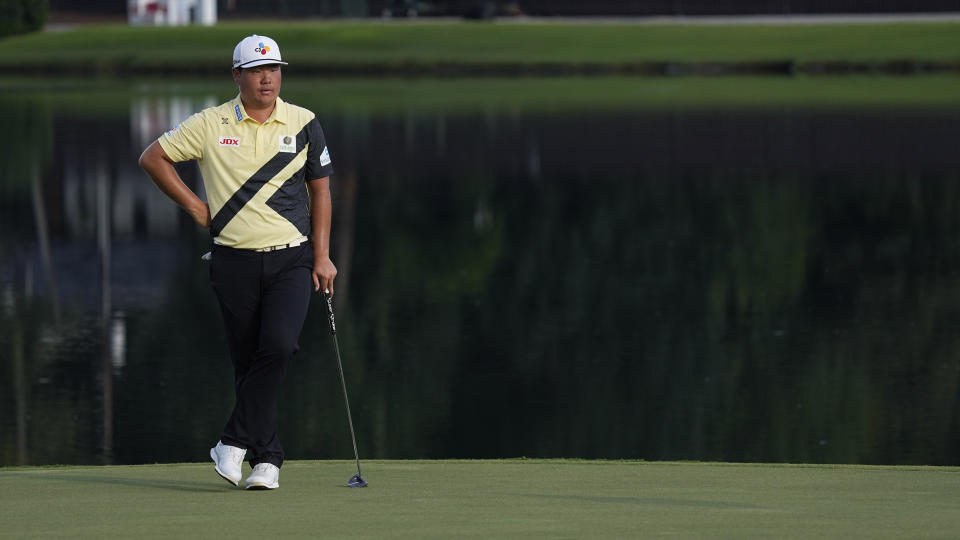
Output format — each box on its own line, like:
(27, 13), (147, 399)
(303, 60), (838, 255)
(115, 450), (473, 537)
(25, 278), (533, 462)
(323, 290), (368, 488)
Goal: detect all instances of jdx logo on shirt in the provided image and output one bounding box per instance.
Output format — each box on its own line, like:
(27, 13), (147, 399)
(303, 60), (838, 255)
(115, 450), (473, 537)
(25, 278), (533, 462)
(218, 136), (241, 147)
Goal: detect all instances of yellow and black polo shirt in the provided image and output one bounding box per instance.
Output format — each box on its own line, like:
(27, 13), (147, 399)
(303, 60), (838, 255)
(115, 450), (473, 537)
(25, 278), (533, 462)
(158, 95), (333, 250)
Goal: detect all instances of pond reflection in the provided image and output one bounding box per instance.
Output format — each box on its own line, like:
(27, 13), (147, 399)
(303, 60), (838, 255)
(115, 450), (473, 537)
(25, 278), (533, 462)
(1, 79), (959, 466)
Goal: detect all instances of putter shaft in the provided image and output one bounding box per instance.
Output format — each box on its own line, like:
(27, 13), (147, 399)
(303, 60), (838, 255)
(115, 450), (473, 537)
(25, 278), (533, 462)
(332, 332), (363, 478)
(324, 293), (365, 485)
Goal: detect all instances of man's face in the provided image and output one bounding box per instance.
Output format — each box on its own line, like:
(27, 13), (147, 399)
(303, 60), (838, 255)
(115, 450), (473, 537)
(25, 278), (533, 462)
(233, 64), (282, 109)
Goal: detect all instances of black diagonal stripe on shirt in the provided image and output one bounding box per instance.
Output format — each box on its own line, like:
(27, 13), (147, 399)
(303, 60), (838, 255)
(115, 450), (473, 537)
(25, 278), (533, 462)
(264, 118), (329, 236)
(210, 125), (309, 238)
(264, 164), (309, 235)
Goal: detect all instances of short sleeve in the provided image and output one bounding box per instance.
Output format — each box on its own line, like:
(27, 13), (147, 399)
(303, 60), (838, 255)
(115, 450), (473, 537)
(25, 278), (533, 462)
(305, 117), (334, 180)
(157, 112), (206, 162)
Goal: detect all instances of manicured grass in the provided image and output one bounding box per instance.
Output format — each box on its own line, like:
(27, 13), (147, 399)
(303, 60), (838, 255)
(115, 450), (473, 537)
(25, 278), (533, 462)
(3, 76), (960, 118)
(1, 20), (959, 74)
(1, 460), (958, 538)
(277, 74), (960, 111)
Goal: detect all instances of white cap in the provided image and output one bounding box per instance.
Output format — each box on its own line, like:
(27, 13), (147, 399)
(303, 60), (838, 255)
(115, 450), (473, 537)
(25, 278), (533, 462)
(232, 35), (288, 69)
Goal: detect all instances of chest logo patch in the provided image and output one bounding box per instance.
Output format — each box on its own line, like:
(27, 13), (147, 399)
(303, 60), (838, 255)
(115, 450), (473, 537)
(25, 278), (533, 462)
(218, 136), (241, 147)
(278, 135), (296, 153)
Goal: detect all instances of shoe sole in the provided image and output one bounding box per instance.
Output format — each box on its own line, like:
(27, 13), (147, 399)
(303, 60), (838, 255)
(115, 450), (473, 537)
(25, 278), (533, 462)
(245, 482), (279, 490)
(210, 448), (240, 487)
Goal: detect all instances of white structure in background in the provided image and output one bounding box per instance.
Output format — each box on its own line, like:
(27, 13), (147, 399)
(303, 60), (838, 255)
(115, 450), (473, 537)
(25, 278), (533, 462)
(128, 0), (216, 26)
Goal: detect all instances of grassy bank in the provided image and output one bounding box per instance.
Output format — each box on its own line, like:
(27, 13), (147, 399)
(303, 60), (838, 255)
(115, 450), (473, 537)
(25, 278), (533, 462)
(2, 460), (959, 538)
(1, 21), (960, 76)
(4, 76), (960, 118)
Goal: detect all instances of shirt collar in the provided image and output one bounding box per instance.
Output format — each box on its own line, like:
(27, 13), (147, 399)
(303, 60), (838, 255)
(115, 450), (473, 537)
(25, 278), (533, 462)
(231, 95), (288, 125)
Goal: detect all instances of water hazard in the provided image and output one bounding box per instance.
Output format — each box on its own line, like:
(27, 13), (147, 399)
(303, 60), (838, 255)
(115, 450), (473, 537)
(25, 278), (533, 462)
(2, 78), (959, 466)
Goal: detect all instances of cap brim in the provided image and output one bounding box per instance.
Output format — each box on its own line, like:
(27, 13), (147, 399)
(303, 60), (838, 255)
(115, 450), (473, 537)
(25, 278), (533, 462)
(234, 59), (288, 68)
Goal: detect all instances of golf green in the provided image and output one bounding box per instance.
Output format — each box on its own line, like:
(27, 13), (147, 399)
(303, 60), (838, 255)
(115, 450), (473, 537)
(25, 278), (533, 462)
(1, 460), (958, 538)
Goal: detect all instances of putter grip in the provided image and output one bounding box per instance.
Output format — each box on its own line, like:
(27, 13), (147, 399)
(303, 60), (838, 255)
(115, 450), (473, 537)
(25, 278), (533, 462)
(324, 293), (337, 335)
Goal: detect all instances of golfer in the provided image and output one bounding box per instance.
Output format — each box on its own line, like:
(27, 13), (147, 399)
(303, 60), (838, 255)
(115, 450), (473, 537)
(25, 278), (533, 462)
(138, 34), (336, 490)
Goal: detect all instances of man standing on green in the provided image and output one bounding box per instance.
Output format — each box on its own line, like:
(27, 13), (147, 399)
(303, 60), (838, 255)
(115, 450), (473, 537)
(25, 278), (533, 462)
(139, 34), (337, 490)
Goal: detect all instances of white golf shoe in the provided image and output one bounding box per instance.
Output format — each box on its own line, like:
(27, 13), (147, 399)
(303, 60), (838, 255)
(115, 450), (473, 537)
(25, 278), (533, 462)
(210, 441), (246, 486)
(245, 463), (280, 490)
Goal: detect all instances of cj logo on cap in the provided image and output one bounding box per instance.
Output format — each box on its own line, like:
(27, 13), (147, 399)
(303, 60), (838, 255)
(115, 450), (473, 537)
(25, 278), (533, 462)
(233, 35), (286, 68)
(218, 136), (241, 147)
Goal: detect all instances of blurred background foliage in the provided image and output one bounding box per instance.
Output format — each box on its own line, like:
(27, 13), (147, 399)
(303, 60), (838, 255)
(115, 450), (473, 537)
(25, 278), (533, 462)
(0, 0), (45, 38)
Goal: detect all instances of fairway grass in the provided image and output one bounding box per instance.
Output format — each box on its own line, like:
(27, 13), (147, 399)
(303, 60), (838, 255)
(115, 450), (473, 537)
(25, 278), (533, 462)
(4, 76), (960, 118)
(2, 20), (960, 75)
(1, 460), (958, 538)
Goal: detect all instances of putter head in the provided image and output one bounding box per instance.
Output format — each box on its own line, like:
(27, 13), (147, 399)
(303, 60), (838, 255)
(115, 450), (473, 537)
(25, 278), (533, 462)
(347, 473), (368, 488)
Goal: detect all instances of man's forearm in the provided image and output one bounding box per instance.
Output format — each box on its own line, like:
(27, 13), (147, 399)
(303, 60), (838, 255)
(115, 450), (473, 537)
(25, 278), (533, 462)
(308, 177), (332, 259)
(307, 176), (337, 293)
(139, 141), (209, 226)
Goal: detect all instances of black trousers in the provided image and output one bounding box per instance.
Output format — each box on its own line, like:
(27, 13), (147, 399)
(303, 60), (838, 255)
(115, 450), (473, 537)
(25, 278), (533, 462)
(209, 242), (314, 468)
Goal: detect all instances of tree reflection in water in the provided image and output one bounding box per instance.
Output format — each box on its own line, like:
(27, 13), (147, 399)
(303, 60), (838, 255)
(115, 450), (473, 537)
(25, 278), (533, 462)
(1, 83), (959, 466)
